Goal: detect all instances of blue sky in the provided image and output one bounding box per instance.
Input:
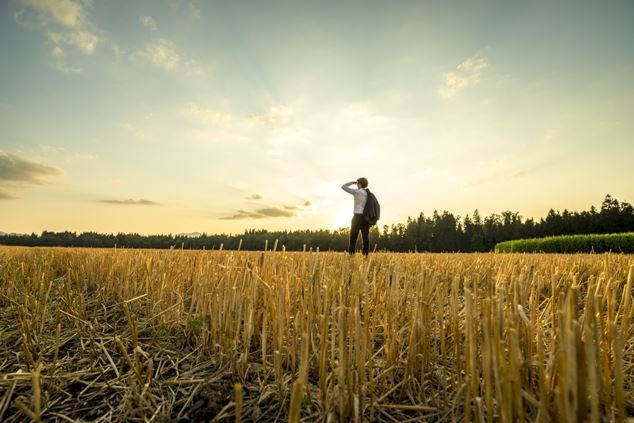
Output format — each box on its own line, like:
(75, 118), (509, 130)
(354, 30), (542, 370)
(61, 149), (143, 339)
(1, 0), (633, 234)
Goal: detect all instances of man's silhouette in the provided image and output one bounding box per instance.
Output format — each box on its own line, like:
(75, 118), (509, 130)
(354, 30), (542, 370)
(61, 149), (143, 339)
(341, 177), (370, 255)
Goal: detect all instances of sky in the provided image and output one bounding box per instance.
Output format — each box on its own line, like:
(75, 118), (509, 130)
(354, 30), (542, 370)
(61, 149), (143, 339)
(1, 0), (633, 235)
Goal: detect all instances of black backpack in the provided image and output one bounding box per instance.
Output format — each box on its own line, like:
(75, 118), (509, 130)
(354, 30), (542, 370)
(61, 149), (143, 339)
(362, 189), (381, 226)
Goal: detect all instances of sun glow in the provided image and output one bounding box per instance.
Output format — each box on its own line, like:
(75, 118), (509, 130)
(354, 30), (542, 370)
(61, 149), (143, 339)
(332, 206), (352, 230)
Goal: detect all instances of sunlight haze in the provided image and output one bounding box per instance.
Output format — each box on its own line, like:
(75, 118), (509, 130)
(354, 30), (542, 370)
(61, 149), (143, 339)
(1, 0), (633, 234)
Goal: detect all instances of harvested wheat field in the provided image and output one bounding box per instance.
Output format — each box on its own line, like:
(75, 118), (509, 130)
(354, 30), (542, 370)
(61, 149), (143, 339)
(0, 246), (632, 422)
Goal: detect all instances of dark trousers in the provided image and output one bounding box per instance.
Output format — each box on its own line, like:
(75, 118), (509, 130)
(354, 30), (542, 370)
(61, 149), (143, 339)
(349, 214), (370, 255)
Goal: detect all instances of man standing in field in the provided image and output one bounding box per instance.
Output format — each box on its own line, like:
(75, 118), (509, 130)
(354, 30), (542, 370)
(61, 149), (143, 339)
(342, 178), (371, 256)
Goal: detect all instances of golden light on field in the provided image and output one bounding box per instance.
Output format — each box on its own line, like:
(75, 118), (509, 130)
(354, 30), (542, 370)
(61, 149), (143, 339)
(1, 246), (632, 421)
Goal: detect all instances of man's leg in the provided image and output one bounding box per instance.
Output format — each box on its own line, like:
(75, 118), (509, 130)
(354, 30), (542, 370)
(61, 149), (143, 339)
(361, 223), (370, 256)
(348, 215), (361, 254)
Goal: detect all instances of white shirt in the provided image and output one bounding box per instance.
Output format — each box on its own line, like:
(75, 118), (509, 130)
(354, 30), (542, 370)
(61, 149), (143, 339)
(341, 181), (368, 214)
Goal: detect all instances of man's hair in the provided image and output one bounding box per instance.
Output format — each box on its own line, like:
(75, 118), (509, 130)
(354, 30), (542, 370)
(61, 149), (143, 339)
(357, 177), (368, 188)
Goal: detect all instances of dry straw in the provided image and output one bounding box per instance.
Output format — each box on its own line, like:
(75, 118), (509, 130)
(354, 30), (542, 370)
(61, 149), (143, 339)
(0, 247), (632, 421)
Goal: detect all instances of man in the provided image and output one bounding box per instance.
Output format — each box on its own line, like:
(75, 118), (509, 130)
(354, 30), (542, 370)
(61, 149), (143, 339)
(341, 177), (370, 255)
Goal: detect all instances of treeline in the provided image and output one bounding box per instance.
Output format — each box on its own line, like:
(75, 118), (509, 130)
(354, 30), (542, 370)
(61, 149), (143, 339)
(1, 195), (633, 253)
(381, 194), (634, 252)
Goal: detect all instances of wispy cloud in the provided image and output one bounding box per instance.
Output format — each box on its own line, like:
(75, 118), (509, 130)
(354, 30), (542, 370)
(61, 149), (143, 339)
(136, 39), (204, 75)
(182, 103), (292, 128)
(181, 103), (232, 124)
(169, 0), (201, 20)
(16, 0), (101, 73)
(54, 61), (83, 74)
(284, 200), (312, 210)
(246, 106), (294, 127)
(99, 199), (160, 206)
(220, 207), (296, 220)
(439, 55), (489, 98)
(138, 39), (179, 71)
(48, 30), (98, 54)
(469, 161), (552, 187)
(509, 162), (555, 180)
(51, 45), (64, 57)
(245, 194), (262, 200)
(0, 150), (63, 198)
(139, 16), (157, 31)
(66, 152), (97, 163)
(21, 0), (86, 28)
(40, 145), (97, 163)
(0, 190), (18, 200)
(40, 145), (66, 154)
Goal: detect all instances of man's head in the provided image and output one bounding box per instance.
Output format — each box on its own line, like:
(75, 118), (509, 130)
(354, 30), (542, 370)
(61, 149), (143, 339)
(356, 177), (368, 188)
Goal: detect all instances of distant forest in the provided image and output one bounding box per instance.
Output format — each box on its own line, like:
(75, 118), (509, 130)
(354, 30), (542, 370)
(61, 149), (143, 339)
(1, 195), (633, 253)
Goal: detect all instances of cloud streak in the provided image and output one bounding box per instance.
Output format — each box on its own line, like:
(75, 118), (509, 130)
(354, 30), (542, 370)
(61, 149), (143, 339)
(246, 106), (294, 127)
(469, 162), (553, 187)
(0, 151), (63, 199)
(182, 103), (293, 128)
(182, 103), (232, 124)
(40, 145), (97, 163)
(220, 207), (296, 220)
(439, 55), (489, 98)
(0, 151), (63, 184)
(136, 39), (204, 75)
(0, 190), (18, 200)
(220, 199), (311, 220)
(139, 16), (157, 31)
(99, 199), (160, 206)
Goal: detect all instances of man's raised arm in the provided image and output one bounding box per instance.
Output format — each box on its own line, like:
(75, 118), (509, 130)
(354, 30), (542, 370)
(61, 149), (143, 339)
(341, 181), (357, 194)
